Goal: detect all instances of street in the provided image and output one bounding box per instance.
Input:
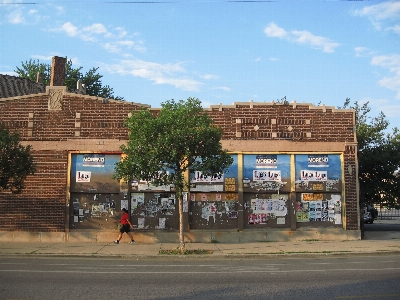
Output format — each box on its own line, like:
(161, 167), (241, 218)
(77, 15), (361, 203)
(1, 254), (400, 299)
(364, 221), (400, 231)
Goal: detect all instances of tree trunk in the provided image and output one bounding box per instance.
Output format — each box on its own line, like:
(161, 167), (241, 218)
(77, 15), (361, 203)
(178, 193), (185, 254)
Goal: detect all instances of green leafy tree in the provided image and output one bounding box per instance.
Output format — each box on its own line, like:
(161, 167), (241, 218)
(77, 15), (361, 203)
(114, 98), (233, 252)
(15, 59), (124, 100)
(0, 124), (36, 193)
(341, 98), (400, 208)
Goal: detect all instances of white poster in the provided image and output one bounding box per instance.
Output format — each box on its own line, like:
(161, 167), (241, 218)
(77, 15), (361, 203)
(76, 171), (91, 182)
(252, 170), (281, 181)
(138, 218), (145, 229)
(131, 193), (144, 210)
(121, 199), (128, 211)
(300, 170), (327, 181)
(191, 171), (224, 183)
(158, 218), (166, 229)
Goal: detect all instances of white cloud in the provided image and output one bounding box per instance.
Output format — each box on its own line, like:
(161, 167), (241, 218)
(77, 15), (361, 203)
(201, 100), (213, 108)
(292, 30), (340, 53)
(213, 86), (231, 92)
(354, 1), (400, 32)
(82, 23), (108, 34)
(380, 104), (400, 118)
(200, 74), (219, 80)
(354, 47), (376, 57)
(355, 47), (368, 57)
(7, 9), (24, 24)
(103, 43), (121, 53)
(31, 55), (53, 61)
(103, 40), (143, 53)
(52, 22), (146, 54)
(68, 57), (80, 65)
(354, 1), (400, 22)
(133, 43), (147, 53)
(116, 27), (128, 38)
(3, 3), (48, 25)
(117, 40), (134, 48)
(264, 22), (340, 53)
(359, 97), (400, 119)
(387, 24), (400, 34)
(0, 71), (18, 76)
(371, 54), (400, 98)
(264, 22), (287, 38)
(60, 22), (78, 37)
(102, 59), (203, 92)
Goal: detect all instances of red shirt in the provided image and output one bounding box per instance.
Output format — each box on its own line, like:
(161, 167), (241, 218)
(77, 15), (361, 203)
(120, 212), (130, 225)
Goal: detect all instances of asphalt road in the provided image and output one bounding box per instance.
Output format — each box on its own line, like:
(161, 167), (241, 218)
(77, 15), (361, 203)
(1, 254), (400, 300)
(364, 222), (400, 231)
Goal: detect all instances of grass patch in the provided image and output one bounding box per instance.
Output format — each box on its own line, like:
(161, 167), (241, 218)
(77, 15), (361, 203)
(302, 239), (319, 242)
(159, 248), (213, 255)
(321, 250), (350, 253)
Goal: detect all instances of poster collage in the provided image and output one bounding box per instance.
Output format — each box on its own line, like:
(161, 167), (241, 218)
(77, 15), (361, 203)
(70, 154), (123, 226)
(296, 194), (342, 224)
(130, 192), (188, 229)
(247, 195), (288, 225)
(70, 153), (343, 229)
(295, 154), (342, 224)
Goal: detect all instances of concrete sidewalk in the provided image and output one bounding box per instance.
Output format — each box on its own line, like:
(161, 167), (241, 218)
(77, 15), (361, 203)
(0, 229), (399, 258)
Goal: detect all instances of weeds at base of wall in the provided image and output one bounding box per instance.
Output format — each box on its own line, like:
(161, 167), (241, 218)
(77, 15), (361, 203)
(282, 250), (351, 254)
(159, 249), (213, 255)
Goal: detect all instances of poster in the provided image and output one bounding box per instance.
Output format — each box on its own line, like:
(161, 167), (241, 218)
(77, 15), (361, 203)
(71, 154), (121, 193)
(190, 155), (238, 192)
(131, 193), (144, 211)
(296, 194), (342, 224)
(158, 218), (166, 229)
(121, 199), (128, 211)
(138, 218), (145, 229)
(295, 154), (342, 192)
(247, 195), (288, 224)
(243, 154), (290, 193)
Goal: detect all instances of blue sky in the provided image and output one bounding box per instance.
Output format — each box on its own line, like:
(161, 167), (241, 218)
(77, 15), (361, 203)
(1, 0), (400, 130)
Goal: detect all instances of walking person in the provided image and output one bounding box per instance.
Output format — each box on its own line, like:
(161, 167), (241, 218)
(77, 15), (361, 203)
(114, 208), (135, 244)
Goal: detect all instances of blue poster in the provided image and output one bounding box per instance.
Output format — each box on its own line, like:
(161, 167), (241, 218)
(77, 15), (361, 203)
(71, 154), (121, 193)
(295, 154), (342, 192)
(243, 154), (291, 193)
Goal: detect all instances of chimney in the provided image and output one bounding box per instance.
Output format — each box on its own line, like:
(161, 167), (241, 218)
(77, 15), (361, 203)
(50, 56), (66, 86)
(36, 72), (43, 84)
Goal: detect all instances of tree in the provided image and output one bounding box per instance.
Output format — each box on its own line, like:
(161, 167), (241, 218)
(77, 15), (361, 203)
(0, 124), (36, 193)
(114, 98), (233, 252)
(15, 59), (124, 100)
(341, 98), (400, 208)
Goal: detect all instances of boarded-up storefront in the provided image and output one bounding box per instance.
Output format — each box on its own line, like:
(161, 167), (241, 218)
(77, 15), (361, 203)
(0, 58), (360, 241)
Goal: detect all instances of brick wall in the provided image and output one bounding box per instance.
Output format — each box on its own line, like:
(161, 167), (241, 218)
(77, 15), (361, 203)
(207, 103), (354, 142)
(1, 94), (146, 141)
(0, 150), (67, 231)
(0, 92), (147, 231)
(0, 92), (358, 231)
(344, 144), (359, 230)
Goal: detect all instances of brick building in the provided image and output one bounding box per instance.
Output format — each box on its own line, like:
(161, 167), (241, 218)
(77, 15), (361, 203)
(0, 56), (359, 243)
